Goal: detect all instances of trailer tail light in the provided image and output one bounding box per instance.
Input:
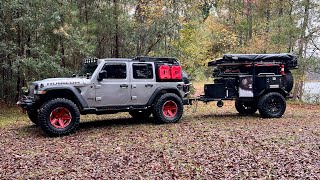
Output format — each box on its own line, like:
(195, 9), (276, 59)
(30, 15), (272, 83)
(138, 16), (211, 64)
(158, 65), (171, 80)
(280, 64), (285, 75)
(171, 66), (182, 80)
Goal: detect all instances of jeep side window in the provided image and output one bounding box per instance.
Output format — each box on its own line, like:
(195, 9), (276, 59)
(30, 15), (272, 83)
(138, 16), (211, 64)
(133, 63), (153, 79)
(102, 63), (127, 79)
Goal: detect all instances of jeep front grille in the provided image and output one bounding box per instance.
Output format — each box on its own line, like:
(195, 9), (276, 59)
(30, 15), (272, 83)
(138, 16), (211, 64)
(28, 84), (37, 97)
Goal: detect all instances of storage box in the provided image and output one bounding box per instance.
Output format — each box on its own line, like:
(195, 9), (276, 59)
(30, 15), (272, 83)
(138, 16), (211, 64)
(204, 83), (226, 99)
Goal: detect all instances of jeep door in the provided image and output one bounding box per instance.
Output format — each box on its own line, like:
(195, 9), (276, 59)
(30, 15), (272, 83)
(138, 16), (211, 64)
(95, 62), (131, 106)
(130, 62), (157, 105)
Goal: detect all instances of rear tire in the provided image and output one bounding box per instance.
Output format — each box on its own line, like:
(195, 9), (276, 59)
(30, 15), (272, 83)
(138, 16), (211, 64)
(38, 98), (80, 136)
(27, 109), (39, 125)
(153, 93), (183, 123)
(129, 110), (152, 119)
(258, 92), (286, 118)
(235, 100), (257, 115)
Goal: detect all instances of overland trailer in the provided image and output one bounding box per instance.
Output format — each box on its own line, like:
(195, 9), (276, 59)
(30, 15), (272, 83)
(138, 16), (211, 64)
(190, 53), (298, 118)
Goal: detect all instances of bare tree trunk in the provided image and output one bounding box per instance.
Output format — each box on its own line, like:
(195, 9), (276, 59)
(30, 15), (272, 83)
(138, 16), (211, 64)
(112, 0), (120, 58)
(298, 81), (304, 100)
(84, 0), (88, 24)
(288, 0), (294, 53)
(293, 0), (310, 101)
(247, 0), (253, 41)
(60, 37), (66, 67)
(16, 20), (23, 101)
(298, 0), (310, 58)
(134, 0), (147, 55)
(266, 0), (270, 33)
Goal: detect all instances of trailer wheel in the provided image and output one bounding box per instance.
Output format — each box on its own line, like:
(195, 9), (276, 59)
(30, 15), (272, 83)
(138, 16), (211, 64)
(129, 110), (152, 119)
(235, 100), (257, 115)
(285, 71), (294, 93)
(153, 93), (183, 123)
(258, 92), (286, 118)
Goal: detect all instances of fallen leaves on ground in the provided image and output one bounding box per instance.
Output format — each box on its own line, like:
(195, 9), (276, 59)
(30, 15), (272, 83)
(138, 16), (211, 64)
(0, 101), (319, 179)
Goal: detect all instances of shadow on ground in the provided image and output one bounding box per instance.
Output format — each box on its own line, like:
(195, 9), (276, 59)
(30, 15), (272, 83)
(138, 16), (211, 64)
(18, 117), (155, 137)
(18, 112), (262, 137)
(78, 117), (155, 130)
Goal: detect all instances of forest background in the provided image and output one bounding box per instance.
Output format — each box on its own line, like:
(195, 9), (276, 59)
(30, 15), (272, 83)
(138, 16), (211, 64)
(1, 0), (319, 104)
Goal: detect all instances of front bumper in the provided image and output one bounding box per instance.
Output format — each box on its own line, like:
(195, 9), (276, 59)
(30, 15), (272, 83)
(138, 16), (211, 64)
(17, 96), (34, 111)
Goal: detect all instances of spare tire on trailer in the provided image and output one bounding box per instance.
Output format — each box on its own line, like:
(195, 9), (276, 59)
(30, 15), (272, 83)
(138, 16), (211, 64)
(235, 100), (258, 115)
(285, 71), (294, 93)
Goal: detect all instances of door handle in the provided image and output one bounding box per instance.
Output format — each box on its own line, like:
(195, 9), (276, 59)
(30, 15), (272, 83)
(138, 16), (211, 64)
(120, 84), (128, 88)
(145, 84), (153, 88)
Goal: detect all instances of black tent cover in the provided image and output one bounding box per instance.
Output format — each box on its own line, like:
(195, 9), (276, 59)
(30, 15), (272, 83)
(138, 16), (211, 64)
(208, 53), (298, 67)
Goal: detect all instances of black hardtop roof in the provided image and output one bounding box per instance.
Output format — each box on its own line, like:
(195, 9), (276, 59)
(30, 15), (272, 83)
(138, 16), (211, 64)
(133, 56), (178, 63)
(99, 56), (178, 62)
(84, 56), (179, 64)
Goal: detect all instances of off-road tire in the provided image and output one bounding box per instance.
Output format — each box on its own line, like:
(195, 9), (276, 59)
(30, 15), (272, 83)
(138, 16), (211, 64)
(129, 110), (152, 119)
(235, 100), (258, 115)
(285, 71), (294, 93)
(38, 98), (80, 136)
(153, 93), (183, 123)
(27, 109), (39, 125)
(258, 92), (286, 118)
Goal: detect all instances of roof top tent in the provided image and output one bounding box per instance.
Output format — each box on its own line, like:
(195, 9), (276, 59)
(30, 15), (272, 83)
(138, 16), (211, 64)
(208, 53), (298, 78)
(208, 53), (298, 70)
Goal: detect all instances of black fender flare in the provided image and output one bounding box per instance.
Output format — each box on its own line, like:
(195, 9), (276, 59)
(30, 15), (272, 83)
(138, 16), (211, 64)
(256, 88), (288, 98)
(147, 87), (182, 106)
(39, 85), (88, 109)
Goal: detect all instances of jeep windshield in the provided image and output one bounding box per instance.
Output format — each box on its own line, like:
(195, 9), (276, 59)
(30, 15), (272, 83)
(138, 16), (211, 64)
(78, 63), (98, 76)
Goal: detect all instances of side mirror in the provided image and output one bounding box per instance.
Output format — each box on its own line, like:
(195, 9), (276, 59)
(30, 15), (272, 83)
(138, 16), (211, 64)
(97, 70), (107, 81)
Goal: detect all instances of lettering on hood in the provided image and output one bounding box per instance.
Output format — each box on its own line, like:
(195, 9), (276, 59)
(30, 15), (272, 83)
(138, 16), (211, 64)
(47, 82), (81, 85)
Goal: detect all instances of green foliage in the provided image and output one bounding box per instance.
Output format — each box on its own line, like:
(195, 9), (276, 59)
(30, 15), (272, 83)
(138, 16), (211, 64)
(0, 0), (319, 103)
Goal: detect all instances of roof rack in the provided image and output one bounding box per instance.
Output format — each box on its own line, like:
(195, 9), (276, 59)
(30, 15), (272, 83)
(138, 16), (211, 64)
(133, 56), (178, 63)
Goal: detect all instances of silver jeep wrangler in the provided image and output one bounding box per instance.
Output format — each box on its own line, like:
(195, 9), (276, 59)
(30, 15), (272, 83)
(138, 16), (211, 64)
(18, 57), (190, 136)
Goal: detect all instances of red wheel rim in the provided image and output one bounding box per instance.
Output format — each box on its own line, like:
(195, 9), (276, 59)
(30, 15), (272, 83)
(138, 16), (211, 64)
(49, 107), (72, 129)
(162, 100), (178, 118)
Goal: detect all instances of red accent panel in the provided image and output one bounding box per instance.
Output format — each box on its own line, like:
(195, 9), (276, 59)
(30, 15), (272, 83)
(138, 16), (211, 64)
(158, 65), (171, 80)
(171, 66), (182, 80)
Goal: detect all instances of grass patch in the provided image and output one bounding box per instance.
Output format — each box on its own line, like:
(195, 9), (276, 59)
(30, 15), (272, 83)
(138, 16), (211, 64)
(0, 107), (28, 128)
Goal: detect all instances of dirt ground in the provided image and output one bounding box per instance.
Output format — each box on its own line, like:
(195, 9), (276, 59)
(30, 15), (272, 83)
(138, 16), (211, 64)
(0, 101), (319, 179)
